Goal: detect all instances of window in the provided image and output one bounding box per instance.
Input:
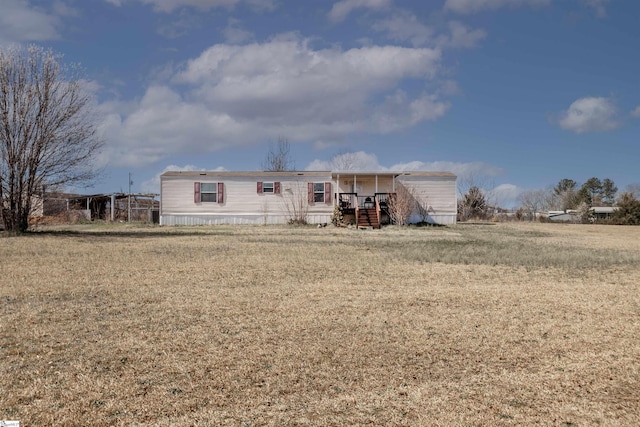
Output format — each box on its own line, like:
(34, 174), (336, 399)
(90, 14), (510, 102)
(263, 182), (274, 193)
(195, 182), (223, 204)
(257, 181), (280, 194)
(200, 183), (217, 202)
(307, 182), (331, 205)
(314, 182), (325, 203)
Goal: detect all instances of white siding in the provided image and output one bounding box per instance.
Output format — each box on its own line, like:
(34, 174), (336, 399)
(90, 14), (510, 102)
(160, 171), (457, 226)
(160, 173), (333, 225)
(397, 175), (457, 224)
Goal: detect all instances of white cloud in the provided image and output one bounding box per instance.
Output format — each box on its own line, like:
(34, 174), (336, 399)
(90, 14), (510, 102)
(140, 164), (225, 193)
(632, 106), (640, 118)
(557, 97), (619, 134)
(142, 0), (235, 12)
(106, 0), (275, 13)
(440, 21), (487, 49)
(0, 0), (66, 44)
(52, 1), (79, 17)
(156, 13), (201, 38)
(389, 160), (503, 179)
(99, 35), (450, 167)
(487, 183), (522, 209)
(584, 0), (610, 18)
(371, 90), (450, 133)
(328, 0), (392, 23)
(222, 18), (253, 44)
(99, 86), (244, 167)
(306, 151), (383, 171)
(372, 11), (434, 47)
(444, 0), (550, 14)
(372, 12), (485, 50)
(305, 153), (503, 180)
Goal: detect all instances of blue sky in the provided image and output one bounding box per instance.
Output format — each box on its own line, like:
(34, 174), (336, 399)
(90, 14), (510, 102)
(1, 0), (638, 207)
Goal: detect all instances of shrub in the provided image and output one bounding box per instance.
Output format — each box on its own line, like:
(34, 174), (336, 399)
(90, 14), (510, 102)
(612, 192), (640, 225)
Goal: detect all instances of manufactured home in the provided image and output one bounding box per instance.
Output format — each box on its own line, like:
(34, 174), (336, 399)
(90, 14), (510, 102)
(160, 170), (457, 227)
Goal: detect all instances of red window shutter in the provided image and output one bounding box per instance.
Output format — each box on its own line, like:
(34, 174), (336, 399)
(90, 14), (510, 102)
(308, 182), (314, 205)
(274, 181), (281, 194)
(257, 181), (263, 194)
(194, 182), (200, 203)
(218, 182), (224, 204)
(324, 182), (332, 205)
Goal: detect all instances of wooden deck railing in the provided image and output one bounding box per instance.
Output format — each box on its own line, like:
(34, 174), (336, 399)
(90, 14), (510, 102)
(338, 193), (396, 210)
(375, 193), (392, 212)
(338, 193), (357, 209)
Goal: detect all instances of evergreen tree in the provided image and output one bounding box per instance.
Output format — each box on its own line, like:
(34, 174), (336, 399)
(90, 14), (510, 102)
(612, 192), (640, 225)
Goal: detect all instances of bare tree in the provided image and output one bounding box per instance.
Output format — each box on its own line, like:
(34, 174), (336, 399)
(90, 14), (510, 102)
(0, 45), (102, 233)
(625, 183), (640, 200)
(518, 189), (550, 221)
(329, 151), (359, 171)
(575, 201), (592, 223)
(280, 182), (308, 224)
(388, 182), (417, 226)
(262, 137), (294, 171)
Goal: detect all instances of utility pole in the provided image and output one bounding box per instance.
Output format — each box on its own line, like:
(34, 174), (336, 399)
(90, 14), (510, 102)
(128, 172), (132, 223)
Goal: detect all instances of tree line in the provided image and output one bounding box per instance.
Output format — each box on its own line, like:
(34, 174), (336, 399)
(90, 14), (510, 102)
(458, 177), (640, 225)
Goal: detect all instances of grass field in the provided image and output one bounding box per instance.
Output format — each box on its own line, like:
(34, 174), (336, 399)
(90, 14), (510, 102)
(1, 222), (639, 426)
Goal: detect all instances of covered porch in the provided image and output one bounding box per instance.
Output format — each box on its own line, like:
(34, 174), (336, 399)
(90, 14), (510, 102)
(333, 172), (399, 228)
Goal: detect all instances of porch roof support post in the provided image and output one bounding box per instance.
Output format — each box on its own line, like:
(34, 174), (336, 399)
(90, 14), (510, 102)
(111, 194), (115, 222)
(336, 174), (340, 206)
(354, 175), (357, 194)
(375, 175), (378, 193)
(392, 175), (396, 192)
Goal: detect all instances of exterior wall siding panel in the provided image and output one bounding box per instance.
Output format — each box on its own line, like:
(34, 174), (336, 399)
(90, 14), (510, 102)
(160, 172), (334, 226)
(397, 174), (457, 224)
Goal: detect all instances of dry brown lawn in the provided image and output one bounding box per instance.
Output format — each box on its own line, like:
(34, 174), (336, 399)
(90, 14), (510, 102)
(1, 222), (639, 426)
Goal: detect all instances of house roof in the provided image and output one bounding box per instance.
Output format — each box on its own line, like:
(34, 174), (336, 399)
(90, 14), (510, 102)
(162, 171), (332, 178)
(333, 170), (456, 177)
(590, 206), (617, 213)
(161, 170), (456, 178)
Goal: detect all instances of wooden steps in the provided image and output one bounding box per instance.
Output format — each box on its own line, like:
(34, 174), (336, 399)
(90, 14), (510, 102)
(357, 208), (380, 229)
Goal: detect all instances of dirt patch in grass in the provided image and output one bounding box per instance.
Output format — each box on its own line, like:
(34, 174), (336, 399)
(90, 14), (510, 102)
(1, 223), (639, 425)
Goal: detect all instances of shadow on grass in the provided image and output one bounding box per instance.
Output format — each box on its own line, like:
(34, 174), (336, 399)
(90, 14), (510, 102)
(412, 222), (447, 228)
(17, 228), (236, 239)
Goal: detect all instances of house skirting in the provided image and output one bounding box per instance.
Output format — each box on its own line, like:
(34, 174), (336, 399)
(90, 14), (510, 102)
(160, 212), (456, 226)
(160, 213), (332, 226)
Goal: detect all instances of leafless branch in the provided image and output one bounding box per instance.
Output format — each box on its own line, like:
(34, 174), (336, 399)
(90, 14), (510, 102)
(388, 182), (417, 226)
(262, 137), (294, 172)
(0, 45), (103, 232)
